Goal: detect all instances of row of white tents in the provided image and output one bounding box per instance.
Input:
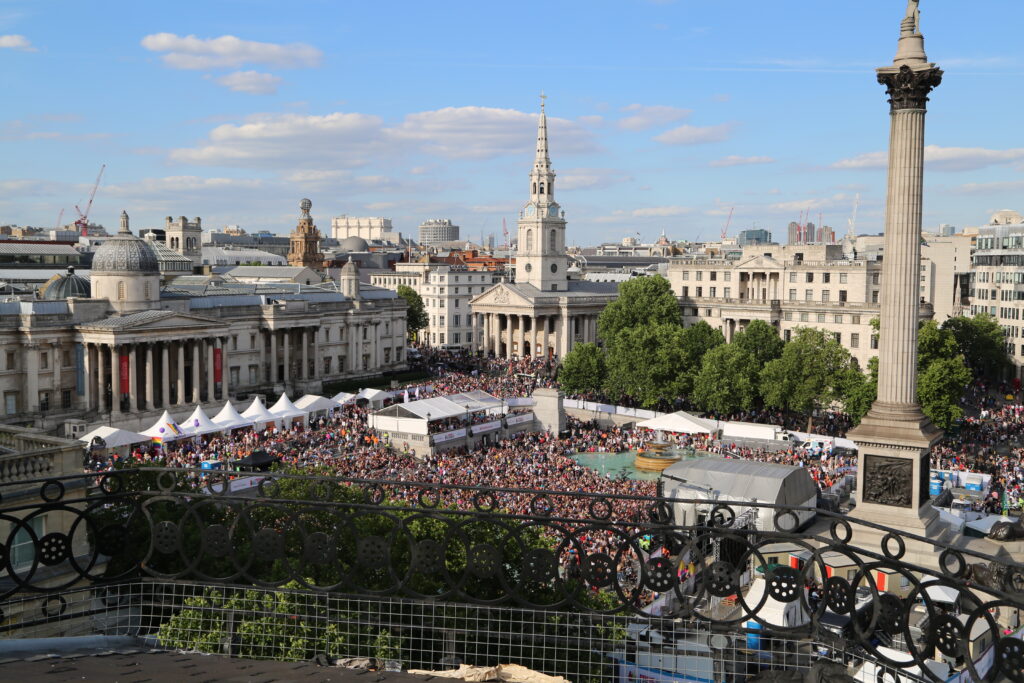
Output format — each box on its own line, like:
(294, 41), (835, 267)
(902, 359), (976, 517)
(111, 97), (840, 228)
(80, 388), (395, 451)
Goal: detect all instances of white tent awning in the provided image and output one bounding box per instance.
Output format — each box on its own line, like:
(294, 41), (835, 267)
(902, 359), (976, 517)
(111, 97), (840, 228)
(181, 405), (222, 436)
(270, 393), (308, 419)
(241, 397), (277, 424)
(295, 394), (341, 413)
(638, 411), (717, 434)
(212, 401), (254, 430)
(80, 425), (150, 449)
(332, 391), (356, 405)
(141, 410), (187, 441)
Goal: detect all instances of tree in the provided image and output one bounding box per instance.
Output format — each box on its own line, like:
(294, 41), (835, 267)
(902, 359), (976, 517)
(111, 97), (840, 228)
(943, 314), (1009, 379)
(918, 355), (972, 428)
(597, 275), (681, 344)
(732, 320), (784, 368)
(760, 328), (858, 413)
(557, 343), (606, 395)
(842, 357), (877, 425)
(691, 344), (760, 414)
(603, 323), (688, 408)
(679, 321), (725, 394)
(917, 320), (959, 372)
(396, 285), (428, 341)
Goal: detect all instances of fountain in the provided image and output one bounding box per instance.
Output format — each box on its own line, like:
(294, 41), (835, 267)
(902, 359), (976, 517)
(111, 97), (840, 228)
(634, 430), (683, 472)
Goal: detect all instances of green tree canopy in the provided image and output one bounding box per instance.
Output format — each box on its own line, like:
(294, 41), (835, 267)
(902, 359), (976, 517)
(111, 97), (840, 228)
(603, 323), (687, 408)
(841, 356), (877, 424)
(557, 343), (606, 395)
(596, 275), (681, 344)
(396, 285), (428, 341)
(942, 313), (1008, 379)
(733, 319), (784, 368)
(691, 344), (761, 414)
(679, 321), (725, 394)
(918, 355), (972, 428)
(760, 327), (858, 413)
(917, 320), (959, 372)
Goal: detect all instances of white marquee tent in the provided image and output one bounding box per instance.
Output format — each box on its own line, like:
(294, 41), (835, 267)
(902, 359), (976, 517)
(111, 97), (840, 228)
(270, 393), (308, 424)
(141, 410), (187, 443)
(80, 425), (150, 450)
(242, 397), (277, 427)
(637, 411), (718, 435)
(332, 391), (356, 405)
(369, 391), (504, 435)
(295, 394), (341, 416)
(212, 401), (253, 430)
(181, 405), (222, 436)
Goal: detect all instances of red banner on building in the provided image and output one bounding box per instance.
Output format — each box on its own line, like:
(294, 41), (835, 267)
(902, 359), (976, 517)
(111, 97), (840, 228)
(213, 348), (223, 383)
(119, 354), (130, 394)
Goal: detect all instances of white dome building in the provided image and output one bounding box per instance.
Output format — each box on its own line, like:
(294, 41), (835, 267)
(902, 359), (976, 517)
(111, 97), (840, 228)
(90, 211), (161, 313)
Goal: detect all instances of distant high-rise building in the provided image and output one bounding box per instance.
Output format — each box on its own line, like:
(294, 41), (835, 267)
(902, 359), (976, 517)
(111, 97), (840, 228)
(819, 225), (836, 244)
(938, 223), (956, 236)
(418, 218), (459, 246)
(787, 222), (801, 245)
(736, 229), (773, 246)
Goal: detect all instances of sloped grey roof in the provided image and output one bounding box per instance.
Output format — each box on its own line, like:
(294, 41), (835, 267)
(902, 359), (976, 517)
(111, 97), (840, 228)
(0, 242), (81, 255)
(0, 301), (70, 315)
(225, 266), (313, 278)
(85, 310), (177, 329)
(661, 457), (817, 507)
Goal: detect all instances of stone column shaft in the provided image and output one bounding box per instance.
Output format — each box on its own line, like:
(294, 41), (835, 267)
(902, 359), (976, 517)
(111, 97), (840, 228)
(270, 331), (278, 384)
(161, 344), (170, 408)
(145, 343), (154, 409)
(84, 344), (95, 412)
(301, 328), (309, 380)
(207, 338), (216, 402)
(177, 342), (185, 405)
(128, 345), (138, 412)
(111, 345), (121, 413)
(192, 341), (201, 403)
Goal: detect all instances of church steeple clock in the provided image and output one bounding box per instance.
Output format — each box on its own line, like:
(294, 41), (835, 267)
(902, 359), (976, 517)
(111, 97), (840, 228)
(516, 95), (568, 292)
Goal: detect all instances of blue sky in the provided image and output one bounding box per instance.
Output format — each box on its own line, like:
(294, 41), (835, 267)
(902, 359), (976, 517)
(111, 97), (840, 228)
(2, 1), (1024, 244)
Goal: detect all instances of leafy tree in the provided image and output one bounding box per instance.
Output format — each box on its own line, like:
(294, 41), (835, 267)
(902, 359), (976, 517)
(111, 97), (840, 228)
(942, 313), (1009, 379)
(557, 343), (606, 395)
(396, 285), (428, 341)
(842, 357), (877, 425)
(596, 275), (681, 344)
(917, 320), (959, 372)
(679, 321), (726, 393)
(918, 355), (972, 428)
(732, 319), (784, 368)
(603, 323), (688, 408)
(760, 328), (858, 413)
(691, 344), (760, 414)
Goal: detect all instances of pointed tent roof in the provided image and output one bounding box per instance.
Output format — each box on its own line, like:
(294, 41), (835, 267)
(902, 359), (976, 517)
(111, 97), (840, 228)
(182, 405), (222, 436)
(355, 387), (392, 402)
(141, 410), (186, 441)
(212, 401), (254, 430)
(270, 393), (307, 420)
(295, 394), (340, 413)
(241, 396), (277, 424)
(79, 425), (149, 449)
(332, 391), (356, 405)
(637, 411), (718, 435)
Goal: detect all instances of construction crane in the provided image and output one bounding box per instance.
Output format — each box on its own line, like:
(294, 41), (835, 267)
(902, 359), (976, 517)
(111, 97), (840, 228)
(54, 208), (64, 232)
(721, 207), (734, 241)
(502, 217), (510, 250)
(74, 164), (105, 237)
(847, 193), (860, 240)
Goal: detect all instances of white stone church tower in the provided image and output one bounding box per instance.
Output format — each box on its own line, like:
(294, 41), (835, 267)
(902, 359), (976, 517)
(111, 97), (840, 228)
(516, 98), (568, 292)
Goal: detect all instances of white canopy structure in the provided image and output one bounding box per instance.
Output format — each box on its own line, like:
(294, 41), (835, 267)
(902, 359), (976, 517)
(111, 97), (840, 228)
(637, 411), (717, 435)
(332, 391), (356, 405)
(79, 425), (149, 449)
(355, 388), (393, 407)
(141, 410), (186, 443)
(181, 405), (222, 436)
(295, 394), (341, 415)
(369, 391), (504, 436)
(212, 401), (253, 430)
(270, 393), (308, 423)
(242, 397), (277, 426)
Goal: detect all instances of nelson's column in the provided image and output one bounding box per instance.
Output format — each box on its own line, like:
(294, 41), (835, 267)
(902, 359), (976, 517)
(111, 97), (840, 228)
(848, 0), (945, 536)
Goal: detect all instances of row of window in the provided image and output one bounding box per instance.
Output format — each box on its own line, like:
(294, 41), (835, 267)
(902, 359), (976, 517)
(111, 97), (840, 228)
(679, 270), (866, 285)
(431, 332), (472, 345)
(3, 390), (74, 415)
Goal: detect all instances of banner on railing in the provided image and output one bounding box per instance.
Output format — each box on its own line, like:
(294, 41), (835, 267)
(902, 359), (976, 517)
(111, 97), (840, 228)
(474, 421), (501, 434)
(507, 413), (534, 426)
(433, 428), (466, 444)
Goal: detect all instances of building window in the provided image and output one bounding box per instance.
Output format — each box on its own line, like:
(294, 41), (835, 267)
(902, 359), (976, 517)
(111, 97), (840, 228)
(816, 313), (826, 322)
(40, 352), (48, 369)
(784, 311), (793, 321)
(682, 271), (689, 280)
(851, 333), (860, 348)
(821, 290), (830, 302)
(709, 287), (717, 298)
(834, 315), (843, 323)
(839, 290), (848, 303)
(851, 315), (861, 324)
(805, 289), (813, 301)
(806, 273), (814, 283)
(681, 286), (689, 297)
(871, 291), (879, 303)
(696, 272), (703, 281)
(117, 281), (125, 300)
(789, 289), (796, 301)
(696, 287), (703, 297)
(872, 273), (880, 285)
(232, 336), (238, 351)
(799, 312), (809, 322)
(4, 392), (17, 414)
(784, 330), (792, 342)
(144, 282), (151, 299)
(62, 389), (72, 409)
(840, 273), (848, 284)
(250, 334), (256, 349)
(724, 272), (731, 282)
(39, 392), (50, 412)
(710, 272), (717, 281)
(833, 332), (841, 343)
(362, 327), (368, 340)
(723, 287), (731, 298)
(871, 335), (879, 350)
(453, 315), (461, 327)
(789, 272), (796, 283)
(822, 273), (831, 284)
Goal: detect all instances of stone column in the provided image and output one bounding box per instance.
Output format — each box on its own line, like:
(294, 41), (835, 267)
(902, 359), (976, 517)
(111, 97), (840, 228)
(282, 329), (290, 386)
(483, 314), (491, 355)
(312, 326), (321, 379)
(516, 315), (526, 358)
(541, 316), (549, 359)
(145, 343), (154, 410)
(258, 330), (266, 383)
(207, 339), (216, 402)
(177, 342), (185, 405)
(161, 343), (170, 408)
(270, 331), (278, 384)
(52, 342), (62, 398)
(128, 344), (138, 412)
(25, 343), (39, 413)
(192, 340), (201, 403)
(111, 345), (121, 413)
(350, 323), (360, 372)
(848, 10), (944, 530)
(301, 328), (309, 381)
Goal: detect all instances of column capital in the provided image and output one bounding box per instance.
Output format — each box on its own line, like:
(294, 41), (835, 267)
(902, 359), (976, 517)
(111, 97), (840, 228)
(877, 64), (942, 111)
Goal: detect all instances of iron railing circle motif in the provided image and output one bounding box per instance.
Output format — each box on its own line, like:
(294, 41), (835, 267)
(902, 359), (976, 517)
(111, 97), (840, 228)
(0, 467), (1021, 683)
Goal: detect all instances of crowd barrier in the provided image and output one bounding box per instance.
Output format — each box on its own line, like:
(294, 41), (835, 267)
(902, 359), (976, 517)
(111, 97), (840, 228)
(563, 399), (665, 421)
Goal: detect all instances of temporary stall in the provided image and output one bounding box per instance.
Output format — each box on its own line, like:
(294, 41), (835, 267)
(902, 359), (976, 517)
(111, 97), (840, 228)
(295, 394), (340, 417)
(241, 397), (277, 428)
(181, 405), (222, 436)
(354, 387), (393, 408)
(332, 391), (356, 405)
(270, 393), (308, 426)
(141, 410), (187, 443)
(661, 457), (819, 531)
(212, 401), (254, 431)
(637, 411), (717, 435)
(80, 425), (150, 450)
(369, 390), (505, 436)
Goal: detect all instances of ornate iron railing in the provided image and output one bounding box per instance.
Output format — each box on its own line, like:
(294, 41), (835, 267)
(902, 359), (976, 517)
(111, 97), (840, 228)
(1, 468), (1022, 682)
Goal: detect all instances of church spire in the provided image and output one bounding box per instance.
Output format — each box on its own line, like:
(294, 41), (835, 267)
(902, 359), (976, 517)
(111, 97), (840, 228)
(529, 93), (555, 203)
(535, 92), (550, 169)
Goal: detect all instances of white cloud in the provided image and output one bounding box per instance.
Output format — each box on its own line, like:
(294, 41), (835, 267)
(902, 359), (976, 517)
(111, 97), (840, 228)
(558, 168), (633, 191)
(954, 181), (1024, 195)
(140, 33), (321, 70)
(617, 104), (691, 131)
(390, 106), (597, 159)
(654, 122), (735, 145)
(169, 106), (597, 168)
(0, 34), (36, 51)
(710, 155), (775, 167)
(577, 115), (604, 127)
(213, 70), (283, 95)
(632, 206), (693, 217)
(105, 175), (266, 197)
(768, 193), (853, 214)
(833, 145), (1024, 172)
